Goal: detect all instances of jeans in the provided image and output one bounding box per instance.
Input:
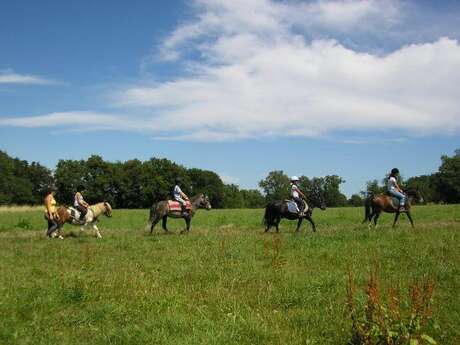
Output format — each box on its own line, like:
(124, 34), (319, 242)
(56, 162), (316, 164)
(45, 214), (59, 236)
(293, 197), (304, 213)
(388, 189), (406, 206)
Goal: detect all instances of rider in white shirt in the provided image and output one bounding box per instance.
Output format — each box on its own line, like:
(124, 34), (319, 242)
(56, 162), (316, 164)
(173, 178), (189, 215)
(387, 168), (406, 212)
(290, 176), (307, 216)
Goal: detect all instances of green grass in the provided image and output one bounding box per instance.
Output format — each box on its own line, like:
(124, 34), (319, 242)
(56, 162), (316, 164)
(0, 205), (459, 344)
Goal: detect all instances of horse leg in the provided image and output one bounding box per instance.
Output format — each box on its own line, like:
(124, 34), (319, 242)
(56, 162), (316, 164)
(295, 218), (303, 232)
(181, 217), (191, 234)
(305, 214), (316, 232)
(392, 212), (400, 228)
(406, 211), (415, 228)
(162, 216), (169, 232)
(149, 216), (160, 234)
(92, 224), (102, 238)
(275, 217), (281, 233)
(373, 212), (381, 228)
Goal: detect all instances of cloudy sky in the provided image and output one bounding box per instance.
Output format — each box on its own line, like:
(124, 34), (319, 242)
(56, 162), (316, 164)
(1, 0), (460, 195)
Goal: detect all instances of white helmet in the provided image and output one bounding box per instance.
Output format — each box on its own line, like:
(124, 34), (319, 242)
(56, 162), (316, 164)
(290, 176), (299, 181)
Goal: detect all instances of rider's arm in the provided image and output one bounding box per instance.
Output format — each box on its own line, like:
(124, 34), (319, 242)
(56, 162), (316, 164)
(180, 191), (189, 200)
(394, 181), (403, 193)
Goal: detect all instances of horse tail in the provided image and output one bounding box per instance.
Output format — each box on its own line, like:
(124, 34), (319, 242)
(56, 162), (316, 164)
(363, 194), (373, 223)
(263, 203), (275, 226)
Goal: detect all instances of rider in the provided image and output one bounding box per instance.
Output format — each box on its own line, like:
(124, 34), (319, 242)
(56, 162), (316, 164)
(173, 177), (190, 216)
(44, 186), (59, 237)
(74, 186), (90, 223)
(290, 176), (307, 216)
(387, 168), (406, 212)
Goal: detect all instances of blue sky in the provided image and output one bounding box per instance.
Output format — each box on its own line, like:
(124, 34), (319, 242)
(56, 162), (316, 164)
(1, 0), (460, 196)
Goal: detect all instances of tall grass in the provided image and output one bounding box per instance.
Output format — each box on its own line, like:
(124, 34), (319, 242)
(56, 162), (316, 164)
(0, 205), (459, 344)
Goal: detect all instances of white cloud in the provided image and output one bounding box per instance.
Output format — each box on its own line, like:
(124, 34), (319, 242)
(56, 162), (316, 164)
(2, 0), (460, 142)
(0, 71), (58, 85)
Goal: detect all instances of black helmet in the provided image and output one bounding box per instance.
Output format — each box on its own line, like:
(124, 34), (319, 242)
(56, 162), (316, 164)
(77, 184), (85, 191)
(391, 168), (399, 175)
(175, 177), (181, 184)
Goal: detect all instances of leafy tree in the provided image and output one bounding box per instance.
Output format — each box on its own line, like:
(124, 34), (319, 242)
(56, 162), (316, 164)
(188, 168), (224, 208)
(240, 189), (265, 208)
(222, 184), (244, 208)
(348, 194), (364, 207)
(259, 170), (290, 202)
(437, 149), (460, 203)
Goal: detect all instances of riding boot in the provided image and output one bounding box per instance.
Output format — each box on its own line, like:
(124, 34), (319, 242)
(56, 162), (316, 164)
(79, 213), (86, 224)
(181, 204), (189, 217)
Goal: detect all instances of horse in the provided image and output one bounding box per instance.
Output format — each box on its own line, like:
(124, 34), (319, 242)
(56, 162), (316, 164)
(147, 193), (211, 234)
(53, 202), (113, 239)
(362, 188), (423, 228)
(263, 191), (326, 233)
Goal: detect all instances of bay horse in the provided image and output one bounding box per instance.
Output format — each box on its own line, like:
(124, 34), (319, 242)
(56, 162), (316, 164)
(147, 194), (211, 234)
(263, 191), (326, 233)
(53, 202), (113, 239)
(362, 188), (423, 228)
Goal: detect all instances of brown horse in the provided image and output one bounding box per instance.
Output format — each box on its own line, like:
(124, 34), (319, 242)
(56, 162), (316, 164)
(147, 194), (211, 234)
(53, 202), (113, 238)
(363, 189), (423, 228)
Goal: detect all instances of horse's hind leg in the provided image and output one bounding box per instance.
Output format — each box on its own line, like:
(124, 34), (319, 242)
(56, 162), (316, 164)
(181, 217), (191, 234)
(149, 217), (160, 234)
(275, 217), (281, 233)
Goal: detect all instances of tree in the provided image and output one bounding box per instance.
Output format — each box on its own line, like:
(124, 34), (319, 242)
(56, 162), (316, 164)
(240, 189), (265, 208)
(437, 149), (460, 203)
(259, 170), (290, 202)
(188, 168), (225, 208)
(348, 194), (364, 207)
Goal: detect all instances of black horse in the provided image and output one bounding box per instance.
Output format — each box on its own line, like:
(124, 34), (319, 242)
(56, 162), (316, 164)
(263, 192), (326, 233)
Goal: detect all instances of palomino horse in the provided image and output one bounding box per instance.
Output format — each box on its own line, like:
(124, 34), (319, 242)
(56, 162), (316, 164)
(53, 202), (113, 238)
(363, 189), (423, 228)
(147, 194), (211, 234)
(263, 191), (326, 233)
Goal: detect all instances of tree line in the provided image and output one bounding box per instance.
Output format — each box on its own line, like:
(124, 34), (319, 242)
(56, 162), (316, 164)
(1, 149), (459, 208)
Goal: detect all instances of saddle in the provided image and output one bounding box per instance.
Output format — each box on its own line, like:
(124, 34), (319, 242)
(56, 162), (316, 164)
(285, 200), (309, 215)
(68, 207), (83, 221)
(167, 200), (192, 212)
(385, 192), (402, 208)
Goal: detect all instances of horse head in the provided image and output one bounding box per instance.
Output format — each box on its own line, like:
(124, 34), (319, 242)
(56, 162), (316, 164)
(404, 188), (424, 204)
(200, 194), (212, 210)
(103, 201), (113, 217)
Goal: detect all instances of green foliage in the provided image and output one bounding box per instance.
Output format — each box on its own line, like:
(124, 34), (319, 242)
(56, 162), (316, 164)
(259, 170), (291, 202)
(348, 194), (364, 207)
(0, 150), (53, 205)
(437, 150), (460, 203)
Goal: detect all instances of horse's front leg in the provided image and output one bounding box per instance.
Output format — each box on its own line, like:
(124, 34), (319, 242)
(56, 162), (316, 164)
(92, 224), (102, 238)
(392, 212), (400, 228)
(181, 217), (191, 234)
(305, 214), (316, 232)
(406, 211), (415, 228)
(162, 216), (169, 232)
(295, 218), (303, 232)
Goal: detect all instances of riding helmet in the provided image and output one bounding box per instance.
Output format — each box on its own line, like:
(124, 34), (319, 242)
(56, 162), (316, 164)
(391, 168), (399, 175)
(290, 176), (299, 182)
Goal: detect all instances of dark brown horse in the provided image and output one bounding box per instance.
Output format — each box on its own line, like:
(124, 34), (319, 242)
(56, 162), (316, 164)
(147, 194), (211, 234)
(363, 188), (423, 228)
(263, 191), (326, 233)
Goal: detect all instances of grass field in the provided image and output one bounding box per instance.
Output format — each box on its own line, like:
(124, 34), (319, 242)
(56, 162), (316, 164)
(0, 205), (459, 344)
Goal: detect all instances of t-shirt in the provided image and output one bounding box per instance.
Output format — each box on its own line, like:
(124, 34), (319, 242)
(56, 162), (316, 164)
(291, 184), (300, 198)
(388, 176), (397, 191)
(74, 192), (84, 207)
(174, 185), (183, 199)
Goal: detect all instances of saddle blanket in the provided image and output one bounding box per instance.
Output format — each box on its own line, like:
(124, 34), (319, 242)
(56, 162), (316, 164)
(167, 200), (192, 211)
(391, 197), (400, 207)
(68, 207), (83, 220)
(285, 200), (308, 214)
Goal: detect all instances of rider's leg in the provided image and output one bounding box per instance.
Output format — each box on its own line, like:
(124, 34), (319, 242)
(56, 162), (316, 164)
(294, 197), (304, 215)
(176, 197), (188, 215)
(77, 205), (87, 222)
(389, 190), (406, 211)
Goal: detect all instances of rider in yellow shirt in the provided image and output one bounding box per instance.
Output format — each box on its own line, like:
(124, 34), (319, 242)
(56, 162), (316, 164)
(44, 186), (59, 237)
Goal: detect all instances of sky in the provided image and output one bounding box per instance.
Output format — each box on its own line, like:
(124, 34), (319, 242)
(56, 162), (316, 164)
(1, 0), (460, 196)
